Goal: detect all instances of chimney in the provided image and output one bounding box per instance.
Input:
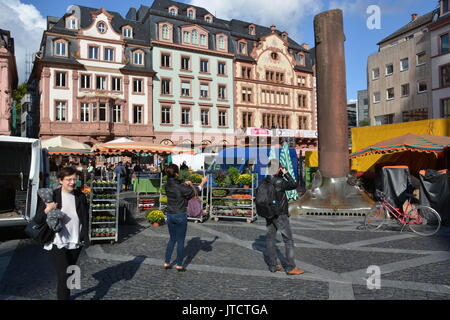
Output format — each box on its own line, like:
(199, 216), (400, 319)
(270, 25), (276, 33)
(411, 13), (418, 21)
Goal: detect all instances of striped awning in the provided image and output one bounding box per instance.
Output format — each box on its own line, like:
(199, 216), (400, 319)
(92, 142), (194, 155)
(47, 147), (94, 155)
(350, 134), (450, 159)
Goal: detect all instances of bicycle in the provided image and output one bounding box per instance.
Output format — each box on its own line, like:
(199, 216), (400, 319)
(364, 190), (441, 236)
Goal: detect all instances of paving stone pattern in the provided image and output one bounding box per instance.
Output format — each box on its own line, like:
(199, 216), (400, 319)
(1, 204), (450, 300)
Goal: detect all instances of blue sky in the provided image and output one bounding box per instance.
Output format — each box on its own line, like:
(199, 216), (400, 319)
(1, 0), (439, 100)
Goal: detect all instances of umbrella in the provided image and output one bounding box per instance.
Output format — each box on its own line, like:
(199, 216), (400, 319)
(41, 136), (91, 150)
(350, 134), (450, 159)
(280, 142), (299, 200)
(92, 142), (194, 155)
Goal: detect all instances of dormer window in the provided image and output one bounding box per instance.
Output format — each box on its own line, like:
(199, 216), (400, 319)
(219, 36), (225, 49)
(97, 22), (106, 34)
(187, 8), (195, 19)
(192, 29), (198, 44)
(200, 34), (207, 46)
(54, 40), (68, 57)
(239, 41), (247, 55)
(168, 6), (178, 16)
(133, 50), (144, 65)
(122, 27), (133, 38)
(205, 14), (213, 23)
(162, 24), (169, 40)
(67, 18), (78, 30)
(183, 31), (190, 43)
(248, 25), (255, 35)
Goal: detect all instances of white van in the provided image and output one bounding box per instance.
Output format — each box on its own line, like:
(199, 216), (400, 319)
(0, 136), (49, 227)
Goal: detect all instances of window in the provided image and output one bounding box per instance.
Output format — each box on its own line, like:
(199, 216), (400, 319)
(161, 53), (171, 67)
(80, 103), (89, 122)
(218, 85), (226, 99)
(96, 76), (107, 90)
(375, 114), (394, 125)
(249, 26), (255, 35)
(440, 33), (449, 54)
(188, 10), (194, 19)
(162, 25), (170, 40)
(169, 8), (177, 16)
(89, 46), (99, 60)
(133, 79), (143, 93)
(402, 108), (428, 122)
(442, 98), (450, 117)
(67, 19), (77, 29)
(218, 110), (227, 127)
(298, 116), (307, 130)
(99, 103), (106, 121)
(298, 94), (307, 107)
(405, 34), (414, 41)
(218, 62), (226, 75)
(239, 42), (246, 54)
(55, 41), (67, 56)
(205, 16), (212, 23)
(161, 79), (170, 95)
(417, 80), (427, 93)
(181, 108), (190, 125)
(201, 109), (209, 126)
(80, 74), (91, 89)
(200, 34), (207, 46)
(401, 83), (410, 97)
(200, 84), (209, 98)
(242, 67), (251, 79)
(183, 31), (190, 43)
(133, 105), (143, 124)
(104, 48), (114, 61)
(298, 75), (306, 86)
(181, 56), (190, 70)
(112, 77), (121, 91)
(242, 112), (252, 128)
(386, 87), (395, 100)
(400, 58), (409, 71)
(112, 105), (121, 123)
(444, 0), (449, 14)
(385, 63), (393, 76)
(373, 91), (381, 103)
(192, 30), (198, 44)
(55, 101), (66, 121)
(133, 51), (144, 65)
(440, 64), (450, 88)
(92, 103), (97, 121)
(123, 27), (132, 38)
(200, 59), (208, 72)
(242, 87), (252, 102)
(55, 72), (66, 88)
(97, 22), (106, 33)
(181, 81), (190, 97)
(161, 106), (171, 124)
(218, 36), (225, 50)
(416, 52), (426, 66)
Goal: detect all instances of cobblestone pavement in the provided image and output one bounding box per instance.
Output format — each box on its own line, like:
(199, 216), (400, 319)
(1, 197), (450, 300)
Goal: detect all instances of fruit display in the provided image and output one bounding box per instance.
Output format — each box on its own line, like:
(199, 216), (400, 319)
(89, 180), (119, 242)
(210, 182), (256, 222)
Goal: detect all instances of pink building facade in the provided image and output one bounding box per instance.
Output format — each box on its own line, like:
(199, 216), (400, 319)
(0, 29), (18, 136)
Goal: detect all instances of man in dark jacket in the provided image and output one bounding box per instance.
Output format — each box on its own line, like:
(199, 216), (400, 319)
(264, 159), (304, 275)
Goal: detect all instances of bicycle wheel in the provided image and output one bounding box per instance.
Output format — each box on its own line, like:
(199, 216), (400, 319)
(365, 203), (389, 231)
(406, 205), (441, 236)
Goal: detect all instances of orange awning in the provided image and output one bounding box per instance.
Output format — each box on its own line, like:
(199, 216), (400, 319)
(92, 142), (194, 155)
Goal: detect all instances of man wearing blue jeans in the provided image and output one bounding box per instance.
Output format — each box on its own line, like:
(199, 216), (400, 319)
(163, 164), (208, 271)
(264, 159), (304, 275)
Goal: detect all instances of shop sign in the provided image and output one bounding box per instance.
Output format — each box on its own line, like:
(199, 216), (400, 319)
(246, 127), (271, 136)
(296, 130), (317, 138)
(273, 129), (296, 137)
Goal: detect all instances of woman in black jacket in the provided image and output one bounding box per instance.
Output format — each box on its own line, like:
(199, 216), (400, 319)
(35, 166), (89, 300)
(163, 164), (208, 271)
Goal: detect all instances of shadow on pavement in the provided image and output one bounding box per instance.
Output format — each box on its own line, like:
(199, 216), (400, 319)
(182, 236), (219, 268)
(252, 235), (288, 270)
(72, 255), (146, 300)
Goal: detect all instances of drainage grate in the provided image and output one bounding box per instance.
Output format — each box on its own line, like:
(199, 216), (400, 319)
(296, 211), (368, 217)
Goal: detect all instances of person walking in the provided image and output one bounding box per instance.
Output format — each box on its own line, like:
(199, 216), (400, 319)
(262, 159), (304, 275)
(34, 166), (90, 300)
(163, 164), (208, 271)
(114, 162), (126, 192)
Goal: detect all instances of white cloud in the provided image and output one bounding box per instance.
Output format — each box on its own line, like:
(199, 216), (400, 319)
(0, 0), (46, 83)
(188, 0), (324, 43)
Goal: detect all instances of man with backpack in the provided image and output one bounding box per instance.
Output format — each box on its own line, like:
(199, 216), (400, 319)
(255, 159), (305, 275)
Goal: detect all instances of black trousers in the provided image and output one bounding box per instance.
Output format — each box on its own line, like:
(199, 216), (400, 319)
(47, 246), (82, 300)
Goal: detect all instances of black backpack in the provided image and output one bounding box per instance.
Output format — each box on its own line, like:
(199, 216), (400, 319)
(255, 177), (280, 219)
